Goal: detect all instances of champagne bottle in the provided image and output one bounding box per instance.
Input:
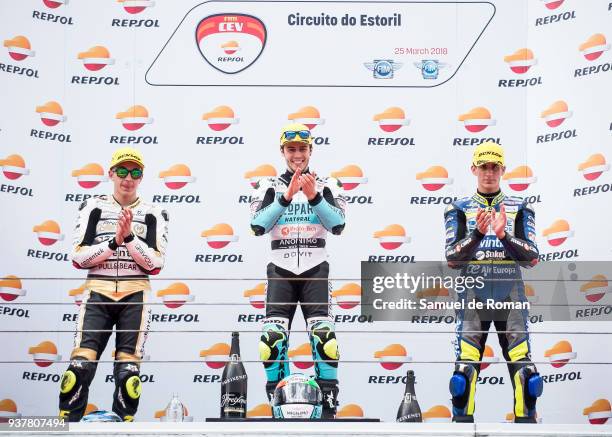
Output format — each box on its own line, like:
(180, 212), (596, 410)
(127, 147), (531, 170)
(220, 331), (248, 418)
(396, 370), (422, 422)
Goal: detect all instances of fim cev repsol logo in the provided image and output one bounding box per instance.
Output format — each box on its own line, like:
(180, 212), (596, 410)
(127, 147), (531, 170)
(196, 14), (266, 74)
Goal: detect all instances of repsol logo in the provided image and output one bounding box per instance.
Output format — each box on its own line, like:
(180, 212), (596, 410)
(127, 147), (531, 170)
(498, 77), (543, 88)
(26, 249), (68, 262)
(453, 137), (501, 147)
(65, 194), (105, 202)
(22, 371), (61, 382)
(575, 305), (612, 319)
(30, 129), (72, 143)
(573, 183), (612, 197)
(541, 371), (582, 384)
(368, 375), (418, 384)
(367, 255), (416, 263)
(367, 137), (415, 146)
(238, 195), (255, 204)
(105, 374), (155, 383)
(410, 196), (457, 205)
(535, 10), (576, 26)
(61, 313), (78, 322)
(1, 184), (34, 197)
(193, 374), (221, 383)
(411, 315), (456, 324)
(237, 314), (265, 323)
(477, 376), (505, 385)
(529, 314), (544, 324)
(574, 62), (612, 78)
(538, 249), (579, 262)
(194, 254), (244, 263)
(150, 313), (200, 323)
(523, 195), (542, 204)
(312, 137), (330, 146)
(334, 314), (373, 324)
(71, 76), (119, 85)
(196, 136), (244, 145)
(152, 194), (201, 204)
(32, 10), (74, 25)
(0, 63), (40, 78)
(0, 306), (30, 318)
(110, 136), (158, 145)
(344, 195), (373, 205)
(536, 129), (577, 144)
(111, 19), (160, 28)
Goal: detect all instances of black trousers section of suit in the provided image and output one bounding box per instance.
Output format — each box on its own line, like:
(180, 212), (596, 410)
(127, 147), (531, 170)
(79, 291), (147, 358)
(265, 261), (330, 328)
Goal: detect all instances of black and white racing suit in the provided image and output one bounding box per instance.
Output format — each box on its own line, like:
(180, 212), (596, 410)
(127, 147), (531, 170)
(59, 195), (168, 421)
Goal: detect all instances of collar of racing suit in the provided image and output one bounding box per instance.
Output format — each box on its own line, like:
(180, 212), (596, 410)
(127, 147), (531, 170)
(280, 168), (311, 185)
(474, 190), (503, 207)
(111, 194), (141, 209)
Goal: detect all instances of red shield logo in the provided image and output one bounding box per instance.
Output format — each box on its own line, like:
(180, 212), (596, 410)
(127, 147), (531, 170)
(196, 14), (266, 74)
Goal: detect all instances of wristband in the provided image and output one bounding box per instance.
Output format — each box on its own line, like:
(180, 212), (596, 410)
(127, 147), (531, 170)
(108, 238), (119, 250)
(124, 233), (135, 243)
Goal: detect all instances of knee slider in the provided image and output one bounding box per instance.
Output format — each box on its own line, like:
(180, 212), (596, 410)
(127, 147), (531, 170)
(309, 320), (339, 361)
(450, 363), (477, 398)
(519, 364), (543, 399)
(60, 358), (95, 395)
(115, 362), (141, 400)
(259, 323), (287, 363)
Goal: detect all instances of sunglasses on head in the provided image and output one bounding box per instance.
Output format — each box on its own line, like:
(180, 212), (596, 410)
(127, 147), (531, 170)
(114, 166), (143, 179)
(283, 130), (311, 141)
